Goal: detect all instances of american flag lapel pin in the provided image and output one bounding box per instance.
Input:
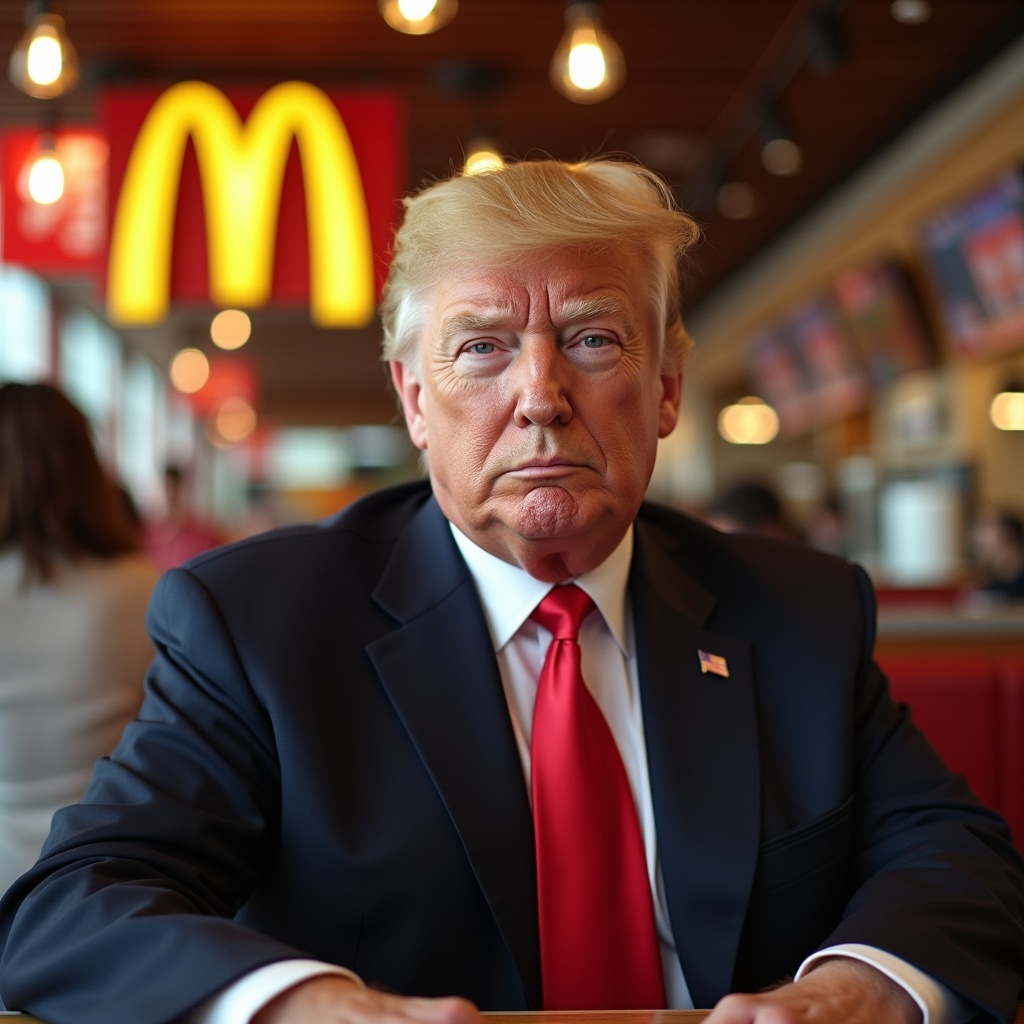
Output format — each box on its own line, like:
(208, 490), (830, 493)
(698, 649), (730, 678)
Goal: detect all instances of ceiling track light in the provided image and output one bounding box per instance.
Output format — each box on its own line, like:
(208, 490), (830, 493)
(550, 0), (625, 104)
(758, 100), (803, 176)
(890, 0), (932, 25)
(804, 9), (846, 75)
(378, 0), (457, 36)
(8, 0), (80, 99)
(716, 180), (759, 220)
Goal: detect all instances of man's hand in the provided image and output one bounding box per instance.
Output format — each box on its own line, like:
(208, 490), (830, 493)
(252, 975), (484, 1024)
(703, 959), (922, 1024)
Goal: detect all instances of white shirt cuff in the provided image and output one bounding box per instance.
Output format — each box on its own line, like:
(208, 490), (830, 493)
(184, 959), (364, 1024)
(797, 943), (973, 1024)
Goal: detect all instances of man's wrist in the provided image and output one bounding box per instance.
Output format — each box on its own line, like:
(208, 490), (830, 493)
(797, 943), (969, 1024)
(184, 959), (364, 1024)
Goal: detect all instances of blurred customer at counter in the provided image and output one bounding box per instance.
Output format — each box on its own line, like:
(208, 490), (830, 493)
(966, 509), (1024, 603)
(143, 463), (224, 570)
(0, 382), (159, 895)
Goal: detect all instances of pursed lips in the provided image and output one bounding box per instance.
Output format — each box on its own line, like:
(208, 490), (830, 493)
(504, 458), (591, 478)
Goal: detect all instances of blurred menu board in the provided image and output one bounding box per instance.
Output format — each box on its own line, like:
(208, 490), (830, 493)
(748, 295), (870, 437)
(832, 261), (937, 385)
(918, 167), (1024, 356)
(746, 259), (939, 437)
(749, 327), (817, 436)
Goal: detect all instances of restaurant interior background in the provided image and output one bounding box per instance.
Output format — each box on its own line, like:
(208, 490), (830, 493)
(0, 0), (1023, 594)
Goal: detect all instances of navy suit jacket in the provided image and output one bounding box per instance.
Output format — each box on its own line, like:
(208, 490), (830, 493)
(1, 481), (1023, 1024)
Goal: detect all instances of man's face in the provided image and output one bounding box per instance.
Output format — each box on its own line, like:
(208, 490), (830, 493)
(390, 246), (682, 581)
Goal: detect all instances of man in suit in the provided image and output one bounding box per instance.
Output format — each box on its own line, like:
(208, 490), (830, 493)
(1, 159), (1023, 1024)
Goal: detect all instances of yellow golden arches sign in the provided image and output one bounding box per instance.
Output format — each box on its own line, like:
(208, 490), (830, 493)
(107, 81), (378, 328)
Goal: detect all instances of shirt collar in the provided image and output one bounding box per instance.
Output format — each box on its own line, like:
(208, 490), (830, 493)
(449, 522), (633, 656)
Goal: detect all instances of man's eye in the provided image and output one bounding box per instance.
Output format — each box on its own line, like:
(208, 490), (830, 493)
(581, 334), (610, 348)
(467, 342), (495, 354)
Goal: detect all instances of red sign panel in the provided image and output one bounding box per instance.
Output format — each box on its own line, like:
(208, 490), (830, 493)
(1, 128), (108, 273)
(100, 84), (404, 319)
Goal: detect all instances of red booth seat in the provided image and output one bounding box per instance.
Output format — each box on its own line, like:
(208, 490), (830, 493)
(877, 653), (1024, 851)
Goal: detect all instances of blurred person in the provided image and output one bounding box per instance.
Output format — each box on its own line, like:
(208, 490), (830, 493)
(0, 382), (159, 896)
(2, 160), (1023, 1024)
(805, 495), (848, 558)
(703, 479), (803, 542)
(967, 509), (1024, 602)
(143, 463), (224, 570)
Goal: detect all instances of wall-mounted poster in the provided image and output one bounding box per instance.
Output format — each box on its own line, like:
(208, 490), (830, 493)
(832, 261), (937, 385)
(785, 296), (870, 420)
(918, 167), (1024, 357)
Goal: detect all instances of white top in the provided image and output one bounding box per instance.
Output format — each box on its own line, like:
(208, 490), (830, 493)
(0, 549), (159, 896)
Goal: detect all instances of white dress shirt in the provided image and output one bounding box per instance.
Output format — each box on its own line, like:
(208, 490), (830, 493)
(192, 523), (965, 1024)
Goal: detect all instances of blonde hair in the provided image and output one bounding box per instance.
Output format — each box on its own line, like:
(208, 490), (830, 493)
(380, 158), (700, 375)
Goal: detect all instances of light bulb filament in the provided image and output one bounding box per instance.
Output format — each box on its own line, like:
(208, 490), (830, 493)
(568, 38), (607, 91)
(27, 32), (62, 86)
(28, 154), (64, 205)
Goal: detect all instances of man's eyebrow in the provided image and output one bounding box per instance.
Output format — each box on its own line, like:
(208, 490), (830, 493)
(555, 296), (638, 334)
(439, 310), (511, 341)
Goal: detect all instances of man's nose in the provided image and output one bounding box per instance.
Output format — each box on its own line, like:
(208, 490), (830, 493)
(511, 338), (572, 428)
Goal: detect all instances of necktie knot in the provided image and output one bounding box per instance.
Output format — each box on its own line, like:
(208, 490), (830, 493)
(531, 584), (594, 641)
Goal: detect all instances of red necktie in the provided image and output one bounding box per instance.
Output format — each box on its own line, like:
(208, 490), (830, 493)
(530, 584), (666, 1009)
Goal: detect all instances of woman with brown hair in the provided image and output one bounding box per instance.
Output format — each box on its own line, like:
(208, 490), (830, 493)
(0, 382), (159, 895)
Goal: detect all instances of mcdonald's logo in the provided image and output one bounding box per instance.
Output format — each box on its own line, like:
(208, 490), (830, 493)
(104, 81), (401, 328)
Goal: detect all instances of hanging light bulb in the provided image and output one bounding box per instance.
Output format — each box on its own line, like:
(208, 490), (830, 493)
(8, 0), (80, 99)
(550, 1), (625, 104)
(464, 136), (505, 176)
(378, 0), (457, 35)
(26, 133), (64, 205)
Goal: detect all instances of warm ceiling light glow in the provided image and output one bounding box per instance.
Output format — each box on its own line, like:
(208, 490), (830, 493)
(717, 181), (758, 220)
(761, 137), (804, 176)
(8, 9), (80, 99)
(378, 0), (457, 35)
(718, 396), (780, 445)
(170, 348), (210, 394)
(550, 1), (625, 104)
(464, 139), (505, 175)
(27, 151), (64, 205)
(213, 396), (258, 444)
(890, 0), (931, 24)
(990, 390), (1024, 431)
(27, 31), (61, 85)
(211, 309), (252, 350)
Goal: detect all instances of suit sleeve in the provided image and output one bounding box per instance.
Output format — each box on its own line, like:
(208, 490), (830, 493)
(825, 566), (1024, 1023)
(0, 567), (308, 1024)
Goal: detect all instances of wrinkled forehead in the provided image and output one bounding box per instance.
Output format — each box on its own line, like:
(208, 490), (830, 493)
(426, 242), (657, 309)
(426, 245), (654, 332)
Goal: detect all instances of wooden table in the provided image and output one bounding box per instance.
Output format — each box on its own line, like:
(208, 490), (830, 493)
(486, 1014), (709, 1024)
(5, 1008), (1024, 1023)
(487, 1011), (1022, 1024)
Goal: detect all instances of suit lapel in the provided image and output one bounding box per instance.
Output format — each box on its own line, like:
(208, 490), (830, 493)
(632, 517), (761, 1008)
(367, 497), (541, 1007)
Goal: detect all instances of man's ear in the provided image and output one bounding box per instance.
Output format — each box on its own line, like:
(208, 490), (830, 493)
(658, 371), (683, 438)
(390, 361), (428, 450)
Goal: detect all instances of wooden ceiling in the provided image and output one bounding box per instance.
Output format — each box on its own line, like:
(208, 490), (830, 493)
(0, 0), (1022, 427)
